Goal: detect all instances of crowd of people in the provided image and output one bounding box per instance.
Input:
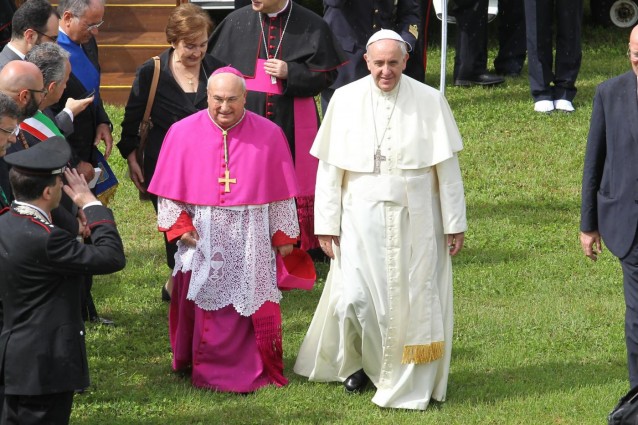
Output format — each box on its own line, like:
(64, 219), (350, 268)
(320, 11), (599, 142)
(0, 0), (633, 423)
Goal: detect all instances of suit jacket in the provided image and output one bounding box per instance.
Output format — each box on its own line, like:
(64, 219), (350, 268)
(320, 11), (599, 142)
(581, 71), (638, 259)
(323, 0), (421, 87)
(0, 203), (125, 395)
(117, 48), (224, 183)
(0, 43), (20, 70)
(51, 108), (74, 136)
(49, 36), (111, 166)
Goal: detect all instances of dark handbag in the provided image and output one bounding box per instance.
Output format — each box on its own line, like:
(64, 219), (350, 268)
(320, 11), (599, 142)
(609, 386), (638, 425)
(136, 56), (160, 201)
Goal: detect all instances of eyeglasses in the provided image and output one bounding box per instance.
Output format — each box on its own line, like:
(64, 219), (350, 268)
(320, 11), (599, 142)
(85, 20), (104, 32)
(210, 96), (241, 106)
(27, 87), (48, 98)
(627, 48), (638, 60)
(0, 125), (19, 136)
(33, 29), (58, 42)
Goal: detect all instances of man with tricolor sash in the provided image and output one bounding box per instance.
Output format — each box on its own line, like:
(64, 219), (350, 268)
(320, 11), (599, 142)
(18, 42), (91, 148)
(14, 43), (93, 150)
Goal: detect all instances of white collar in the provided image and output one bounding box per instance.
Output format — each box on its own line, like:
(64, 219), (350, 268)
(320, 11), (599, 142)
(267, 0), (290, 18)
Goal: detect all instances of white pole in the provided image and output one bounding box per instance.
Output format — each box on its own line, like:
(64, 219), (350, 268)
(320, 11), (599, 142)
(439, 0), (447, 94)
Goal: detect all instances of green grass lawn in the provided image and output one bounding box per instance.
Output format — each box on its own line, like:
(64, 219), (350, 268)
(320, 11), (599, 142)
(76, 24), (634, 424)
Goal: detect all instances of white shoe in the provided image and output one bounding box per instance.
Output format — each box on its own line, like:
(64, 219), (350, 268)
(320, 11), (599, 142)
(554, 99), (575, 112)
(534, 100), (555, 113)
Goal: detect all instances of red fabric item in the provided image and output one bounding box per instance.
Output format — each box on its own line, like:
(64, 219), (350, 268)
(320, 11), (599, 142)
(276, 248), (316, 291)
(161, 211), (195, 243)
(272, 230), (297, 247)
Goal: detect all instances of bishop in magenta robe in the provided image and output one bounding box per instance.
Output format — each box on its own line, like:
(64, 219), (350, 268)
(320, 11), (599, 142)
(148, 68), (300, 393)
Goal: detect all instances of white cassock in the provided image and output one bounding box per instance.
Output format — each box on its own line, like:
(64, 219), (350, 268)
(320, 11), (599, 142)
(293, 75), (467, 410)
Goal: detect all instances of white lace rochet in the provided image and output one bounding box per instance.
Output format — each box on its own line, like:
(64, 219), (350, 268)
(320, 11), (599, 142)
(158, 197), (299, 316)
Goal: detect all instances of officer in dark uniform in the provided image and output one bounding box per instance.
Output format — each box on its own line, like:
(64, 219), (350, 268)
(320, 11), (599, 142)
(321, 0), (422, 110)
(494, 0), (526, 77)
(452, 0), (505, 87)
(0, 136), (125, 424)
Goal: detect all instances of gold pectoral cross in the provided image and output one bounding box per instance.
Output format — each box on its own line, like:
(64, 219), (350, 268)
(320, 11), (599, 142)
(218, 168), (237, 193)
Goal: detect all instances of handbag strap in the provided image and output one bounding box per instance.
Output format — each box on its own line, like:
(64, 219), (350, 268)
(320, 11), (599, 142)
(142, 56), (160, 128)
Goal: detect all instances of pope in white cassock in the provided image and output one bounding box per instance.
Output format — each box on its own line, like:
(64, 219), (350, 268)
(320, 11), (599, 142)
(293, 29), (467, 410)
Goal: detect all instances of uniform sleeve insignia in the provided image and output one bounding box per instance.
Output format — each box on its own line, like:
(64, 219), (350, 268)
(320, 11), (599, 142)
(409, 24), (419, 39)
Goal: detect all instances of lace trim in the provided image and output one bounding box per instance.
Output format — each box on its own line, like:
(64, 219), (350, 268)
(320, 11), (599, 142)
(160, 198), (299, 315)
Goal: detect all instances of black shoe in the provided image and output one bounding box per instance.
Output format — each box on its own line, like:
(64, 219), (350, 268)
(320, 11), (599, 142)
(344, 369), (369, 393)
(89, 316), (115, 326)
(454, 72), (505, 87)
(161, 285), (171, 302)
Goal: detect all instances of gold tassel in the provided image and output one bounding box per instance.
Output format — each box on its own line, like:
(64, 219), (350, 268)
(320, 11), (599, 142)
(97, 184), (118, 207)
(401, 342), (445, 364)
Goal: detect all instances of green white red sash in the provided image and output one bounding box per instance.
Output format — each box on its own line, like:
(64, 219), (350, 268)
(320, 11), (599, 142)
(19, 111), (63, 141)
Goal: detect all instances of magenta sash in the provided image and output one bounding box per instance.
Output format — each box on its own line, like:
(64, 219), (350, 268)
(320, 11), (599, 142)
(245, 59), (318, 197)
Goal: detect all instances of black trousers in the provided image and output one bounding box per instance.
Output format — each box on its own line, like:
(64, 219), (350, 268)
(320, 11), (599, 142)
(80, 275), (98, 321)
(523, 0), (583, 101)
(621, 242), (638, 388)
(494, 0), (526, 75)
(452, 0), (489, 80)
(2, 391), (74, 425)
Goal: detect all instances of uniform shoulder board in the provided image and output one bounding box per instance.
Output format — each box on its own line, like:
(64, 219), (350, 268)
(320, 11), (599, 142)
(13, 205), (54, 229)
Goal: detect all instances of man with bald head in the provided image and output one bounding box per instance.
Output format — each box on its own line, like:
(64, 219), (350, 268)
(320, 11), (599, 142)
(0, 60), (45, 201)
(0, 60), (45, 122)
(581, 25), (638, 389)
(148, 67), (300, 393)
(294, 30), (467, 410)
(0, 0), (58, 69)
